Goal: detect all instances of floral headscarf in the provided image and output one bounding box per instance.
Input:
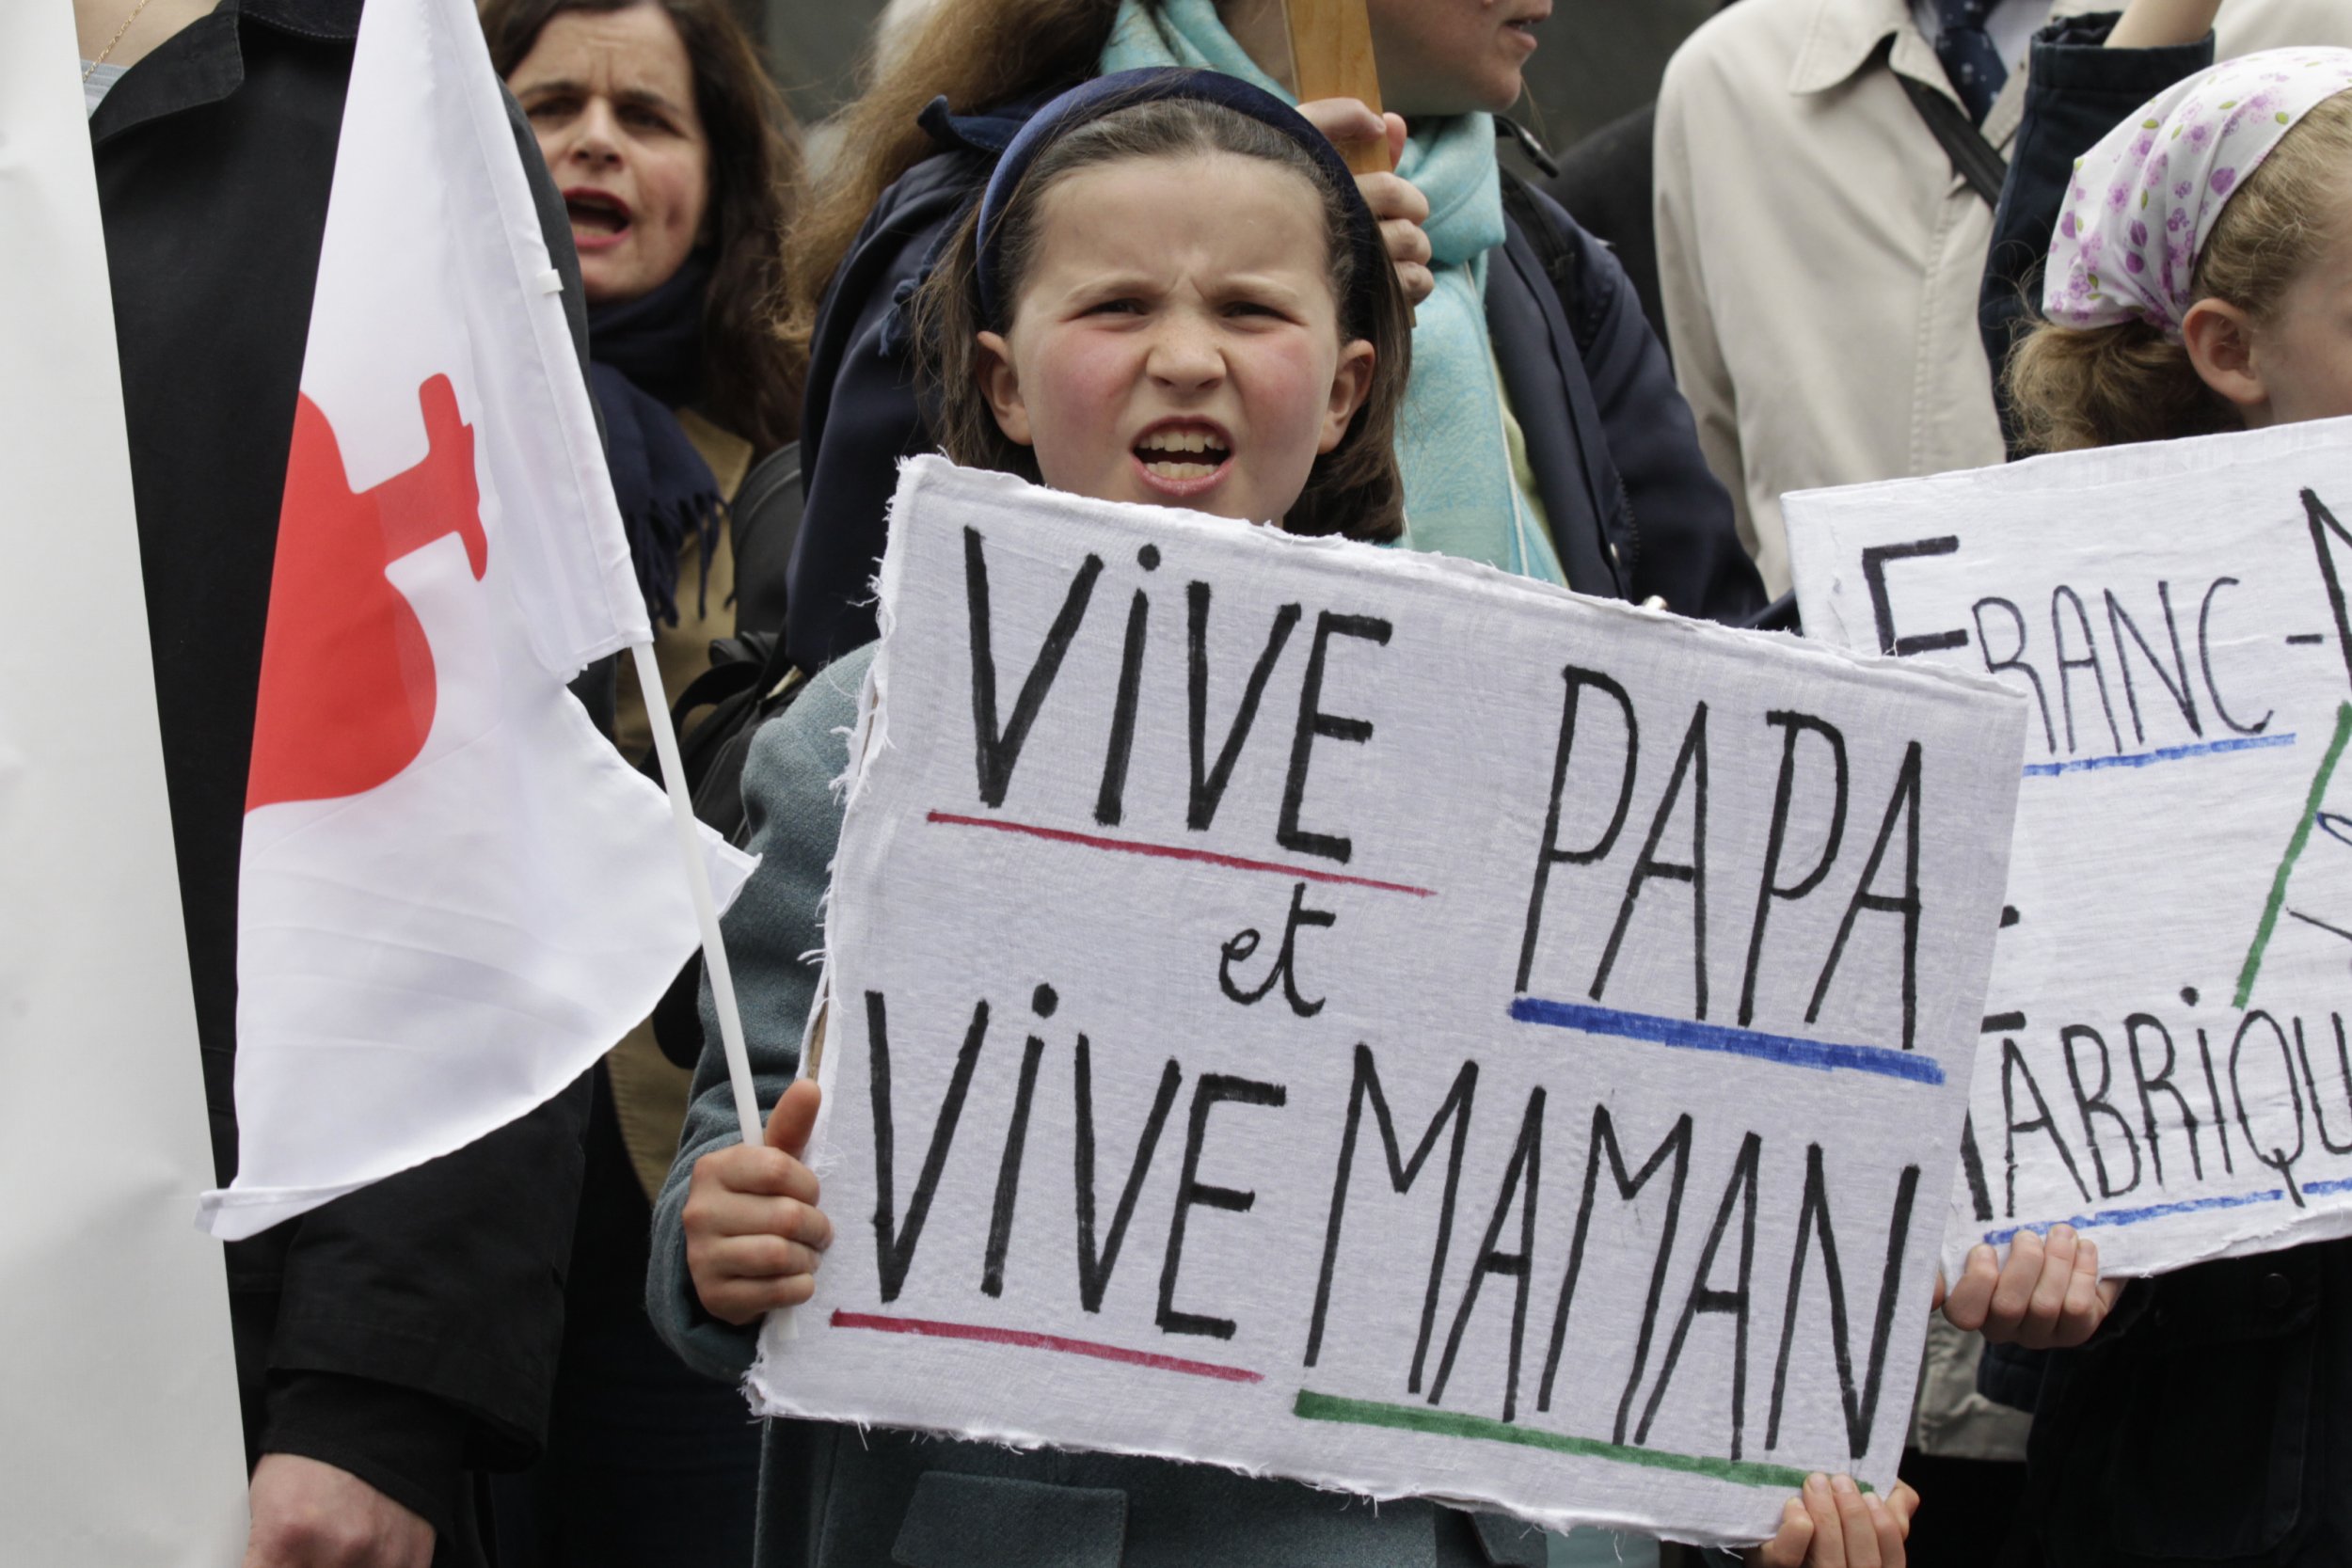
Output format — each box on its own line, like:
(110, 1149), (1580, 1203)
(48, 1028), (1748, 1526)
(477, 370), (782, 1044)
(2044, 48), (2352, 339)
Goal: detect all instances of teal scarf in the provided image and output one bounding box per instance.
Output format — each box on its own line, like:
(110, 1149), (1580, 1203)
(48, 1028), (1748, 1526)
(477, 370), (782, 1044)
(1101, 0), (1563, 583)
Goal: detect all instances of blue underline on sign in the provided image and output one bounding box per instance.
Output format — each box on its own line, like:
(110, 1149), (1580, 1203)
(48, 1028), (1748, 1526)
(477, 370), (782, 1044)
(1984, 1174), (2352, 1244)
(2022, 732), (2296, 778)
(1508, 995), (1943, 1085)
(1984, 1190), (2281, 1243)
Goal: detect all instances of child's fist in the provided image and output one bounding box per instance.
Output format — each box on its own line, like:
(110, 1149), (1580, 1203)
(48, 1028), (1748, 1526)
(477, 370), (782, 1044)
(682, 1079), (834, 1325)
(1942, 1224), (2122, 1349)
(1747, 1474), (1916, 1568)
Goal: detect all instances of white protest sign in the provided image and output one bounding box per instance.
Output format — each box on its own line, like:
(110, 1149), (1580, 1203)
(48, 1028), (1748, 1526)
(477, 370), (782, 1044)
(756, 458), (2025, 1544)
(0, 4), (247, 1560)
(1788, 417), (2352, 1279)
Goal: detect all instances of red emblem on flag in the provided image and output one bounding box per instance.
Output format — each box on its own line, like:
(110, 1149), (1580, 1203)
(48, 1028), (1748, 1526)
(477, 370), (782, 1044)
(246, 374), (487, 811)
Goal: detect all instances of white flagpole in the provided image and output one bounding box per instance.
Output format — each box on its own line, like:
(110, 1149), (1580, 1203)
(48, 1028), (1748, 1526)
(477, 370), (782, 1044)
(630, 640), (763, 1147)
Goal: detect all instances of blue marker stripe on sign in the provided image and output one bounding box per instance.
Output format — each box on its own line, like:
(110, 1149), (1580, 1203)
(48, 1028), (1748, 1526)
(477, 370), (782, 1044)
(1509, 995), (1943, 1085)
(1984, 1174), (2352, 1244)
(2022, 732), (2296, 778)
(1983, 1188), (2286, 1244)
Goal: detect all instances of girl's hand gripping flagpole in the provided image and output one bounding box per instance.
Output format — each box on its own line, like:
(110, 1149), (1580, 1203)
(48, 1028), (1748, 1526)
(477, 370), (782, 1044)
(631, 639), (802, 1338)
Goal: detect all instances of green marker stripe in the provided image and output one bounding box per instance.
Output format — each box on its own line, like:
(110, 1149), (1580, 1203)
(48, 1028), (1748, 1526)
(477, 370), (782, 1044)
(2234, 702), (2352, 1007)
(1291, 1390), (1860, 1494)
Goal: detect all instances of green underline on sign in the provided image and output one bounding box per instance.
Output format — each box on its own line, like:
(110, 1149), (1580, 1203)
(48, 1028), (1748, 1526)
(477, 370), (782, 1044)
(1290, 1390), (1863, 1494)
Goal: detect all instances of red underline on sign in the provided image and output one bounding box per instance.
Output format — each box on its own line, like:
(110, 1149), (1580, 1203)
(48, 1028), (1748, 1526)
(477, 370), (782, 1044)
(924, 812), (1437, 897)
(830, 1310), (1265, 1383)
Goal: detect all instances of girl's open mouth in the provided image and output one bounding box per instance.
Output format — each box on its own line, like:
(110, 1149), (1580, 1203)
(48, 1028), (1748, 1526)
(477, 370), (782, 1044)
(1133, 423), (1233, 497)
(564, 188), (632, 249)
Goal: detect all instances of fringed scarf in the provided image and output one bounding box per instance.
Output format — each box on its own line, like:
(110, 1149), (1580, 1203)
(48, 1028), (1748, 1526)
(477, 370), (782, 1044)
(585, 252), (723, 626)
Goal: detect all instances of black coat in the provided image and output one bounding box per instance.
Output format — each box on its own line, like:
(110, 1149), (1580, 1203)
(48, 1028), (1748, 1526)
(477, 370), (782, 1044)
(782, 100), (1763, 674)
(93, 3), (590, 1558)
(1975, 22), (2352, 1565)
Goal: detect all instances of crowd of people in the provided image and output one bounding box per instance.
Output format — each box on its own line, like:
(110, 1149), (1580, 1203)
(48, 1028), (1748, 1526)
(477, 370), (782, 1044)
(69, 0), (2352, 1564)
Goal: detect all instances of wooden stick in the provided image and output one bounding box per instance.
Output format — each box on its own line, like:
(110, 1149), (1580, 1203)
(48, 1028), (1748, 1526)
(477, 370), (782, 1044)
(1281, 0), (1390, 174)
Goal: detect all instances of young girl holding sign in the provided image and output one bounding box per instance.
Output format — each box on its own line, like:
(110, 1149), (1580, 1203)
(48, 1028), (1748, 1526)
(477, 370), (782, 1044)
(1954, 18), (2352, 1563)
(649, 69), (1909, 1568)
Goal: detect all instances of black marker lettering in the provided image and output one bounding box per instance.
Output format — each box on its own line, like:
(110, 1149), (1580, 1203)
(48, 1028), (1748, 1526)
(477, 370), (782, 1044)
(1765, 1148), (1918, 1458)
(1808, 743), (1922, 1051)
(1073, 1043), (1183, 1313)
(2296, 1013), (2352, 1155)
(1187, 585), (1300, 831)
(1958, 1114), (1995, 1224)
(2002, 1037), (2091, 1212)
(1974, 598), (2056, 754)
(1592, 704), (1711, 1015)
(2196, 1023), (2238, 1175)
(1535, 1106), (1692, 1435)
(2232, 1010), (2308, 1205)
(1278, 611), (1392, 863)
(2105, 584), (2201, 743)
(868, 990), (990, 1302)
(1517, 668), (1640, 992)
(2125, 1012), (2202, 1184)
(2061, 1025), (2143, 1198)
(981, 1031), (1047, 1296)
(965, 529), (1101, 808)
(1429, 1087), (1546, 1422)
(2200, 578), (2274, 735)
(1306, 1046), (1477, 1384)
(1637, 1132), (1762, 1459)
(1740, 713), (1849, 1028)
(2304, 490), (2352, 696)
(1860, 538), (1967, 656)
(2051, 586), (2122, 755)
(1218, 882), (1337, 1018)
(1094, 587), (1152, 826)
(1158, 1074), (1287, 1338)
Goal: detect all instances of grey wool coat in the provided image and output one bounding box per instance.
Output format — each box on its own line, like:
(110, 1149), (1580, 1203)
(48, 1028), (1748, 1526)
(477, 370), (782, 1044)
(647, 644), (1550, 1568)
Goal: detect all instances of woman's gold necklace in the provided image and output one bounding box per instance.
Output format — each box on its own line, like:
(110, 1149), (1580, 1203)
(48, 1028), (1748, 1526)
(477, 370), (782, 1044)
(84, 0), (158, 83)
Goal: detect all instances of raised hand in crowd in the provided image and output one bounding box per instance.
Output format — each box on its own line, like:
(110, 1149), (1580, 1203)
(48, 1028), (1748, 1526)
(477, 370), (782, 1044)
(1746, 1475), (1920, 1568)
(684, 1079), (832, 1324)
(1939, 1223), (2123, 1350)
(1293, 96), (1435, 305)
(244, 1454), (435, 1568)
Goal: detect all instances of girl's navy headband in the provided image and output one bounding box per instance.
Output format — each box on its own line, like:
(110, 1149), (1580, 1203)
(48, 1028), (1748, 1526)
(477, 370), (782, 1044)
(972, 67), (1388, 330)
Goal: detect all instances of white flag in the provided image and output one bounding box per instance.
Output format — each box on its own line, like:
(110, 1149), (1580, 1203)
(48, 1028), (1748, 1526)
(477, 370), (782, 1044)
(197, 0), (754, 1241)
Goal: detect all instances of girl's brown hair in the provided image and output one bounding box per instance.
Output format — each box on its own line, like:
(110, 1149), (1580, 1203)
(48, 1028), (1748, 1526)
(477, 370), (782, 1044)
(483, 0), (805, 453)
(2007, 90), (2352, 454)
(781, 0), (1133, 372)
(913, 96), (1411, 542)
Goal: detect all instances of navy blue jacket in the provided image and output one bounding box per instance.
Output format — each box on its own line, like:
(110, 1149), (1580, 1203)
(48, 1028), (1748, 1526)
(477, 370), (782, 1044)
(783, 103), (1763, 673)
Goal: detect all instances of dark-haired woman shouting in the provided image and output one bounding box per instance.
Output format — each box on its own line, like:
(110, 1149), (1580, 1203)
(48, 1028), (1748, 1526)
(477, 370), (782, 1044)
(479, 2), (803, 1561)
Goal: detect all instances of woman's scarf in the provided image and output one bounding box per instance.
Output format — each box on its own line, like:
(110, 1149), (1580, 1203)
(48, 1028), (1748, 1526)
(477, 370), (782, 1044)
(2045, 48), (2352, 339)
(586, 252), (723, 625)
(1101, 0), (1563, 583)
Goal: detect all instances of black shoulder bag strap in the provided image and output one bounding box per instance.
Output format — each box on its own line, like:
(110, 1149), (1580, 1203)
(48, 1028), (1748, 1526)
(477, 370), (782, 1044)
(1897, 71), (2009, 209)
